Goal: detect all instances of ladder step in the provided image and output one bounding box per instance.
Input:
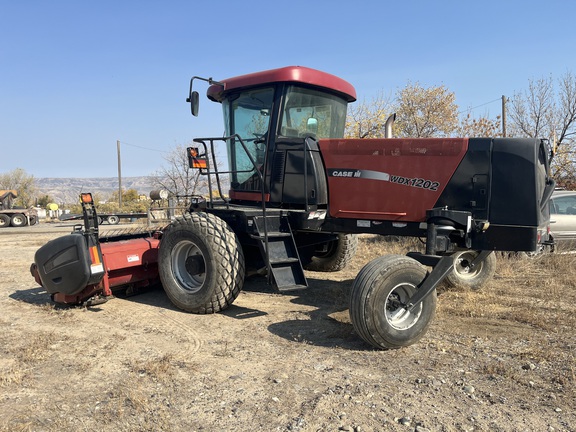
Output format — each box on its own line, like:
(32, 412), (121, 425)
(277, 284), (308, 292)
(269, 257), (300, 265)
(250, 232), (291, 240)
(252, 214), (308, 291)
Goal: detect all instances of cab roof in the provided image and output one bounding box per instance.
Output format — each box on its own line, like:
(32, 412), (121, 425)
(207, 66), (357, 103)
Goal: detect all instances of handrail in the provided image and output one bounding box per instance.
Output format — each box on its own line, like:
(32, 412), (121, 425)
(192, 134), (271, 282)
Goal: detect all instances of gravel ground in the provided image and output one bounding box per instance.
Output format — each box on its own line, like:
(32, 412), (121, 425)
(0, 223), (574, 431)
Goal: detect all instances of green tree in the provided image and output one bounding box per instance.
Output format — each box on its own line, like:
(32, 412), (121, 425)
(0, 168), (36, 207)
(106, 188), (147, 212)
(36, 195), (53, 207)
(109, 188), (140, 204)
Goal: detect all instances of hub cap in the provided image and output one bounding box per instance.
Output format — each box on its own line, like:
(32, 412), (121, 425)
(384, 282), (422, 330)
(171, 240), (206, 293)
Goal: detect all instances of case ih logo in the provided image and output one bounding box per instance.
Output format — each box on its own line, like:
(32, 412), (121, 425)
(330, 170), (361, 178)
(328, 168), (440, 191)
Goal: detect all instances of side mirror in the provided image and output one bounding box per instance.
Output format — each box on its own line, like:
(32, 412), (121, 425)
(187, 91), (200, 116)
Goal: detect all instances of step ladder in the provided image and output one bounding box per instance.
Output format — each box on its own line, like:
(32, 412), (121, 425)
(252, 215), (308, 292)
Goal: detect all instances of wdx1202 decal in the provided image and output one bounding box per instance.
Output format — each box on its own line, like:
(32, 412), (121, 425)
(327, 168), (440, 192)
(389, 175), (440, 191)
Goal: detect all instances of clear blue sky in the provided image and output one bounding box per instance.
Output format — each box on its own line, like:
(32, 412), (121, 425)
(1, 0), (575, 178)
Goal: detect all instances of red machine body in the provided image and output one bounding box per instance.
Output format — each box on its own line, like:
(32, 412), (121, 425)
(319, 138), (469, 221)
(31, 193), (163, 306)
(32, 233), (160, 305)
(97, 237), (160, 293)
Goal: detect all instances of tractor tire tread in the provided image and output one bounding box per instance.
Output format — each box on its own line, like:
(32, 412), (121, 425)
(304, 233), (358, 272)
(350, 254), (435, 349)
(159, 212), (244, 314)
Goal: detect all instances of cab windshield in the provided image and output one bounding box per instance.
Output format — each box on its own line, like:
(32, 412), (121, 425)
(280, 85), (348, 139)
(223, 87), (274, 186)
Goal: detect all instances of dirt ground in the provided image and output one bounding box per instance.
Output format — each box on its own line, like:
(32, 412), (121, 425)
(0, 223), (574, 432)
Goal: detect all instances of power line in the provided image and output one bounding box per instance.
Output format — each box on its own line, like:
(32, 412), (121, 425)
(459, 97), (502, 115)
(118, 140), (167, 153)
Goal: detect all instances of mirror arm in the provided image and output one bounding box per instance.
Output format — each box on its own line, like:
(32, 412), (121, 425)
(186, 76), (225, 117)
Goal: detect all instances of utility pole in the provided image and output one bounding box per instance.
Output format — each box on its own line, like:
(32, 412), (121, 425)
(117, 140), (122, 209)
(501, 95), (507, 137)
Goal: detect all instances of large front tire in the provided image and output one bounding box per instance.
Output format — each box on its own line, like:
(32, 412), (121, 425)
(158, 212), (245, 314)
(350, 255), (436, 349)
(303, 233), (358, 272)
(444, 250), (496, 290)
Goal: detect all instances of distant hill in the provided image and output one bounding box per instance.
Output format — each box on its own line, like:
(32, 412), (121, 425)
(36, 177), (158, 204)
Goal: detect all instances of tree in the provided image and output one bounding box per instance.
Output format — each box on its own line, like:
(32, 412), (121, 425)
(345, 91), (393, 138)
(36, 195), (53, 208)
(457, 113), (502, 138)
(101, 189), (147, 213)
(508, 72), (576, 184)
(394, 82), (459, 138)
(152, 144), (212, 205)
(0, 168), (36, 207)
(508, 76), (556, 139)
(109, 188), (140, 204)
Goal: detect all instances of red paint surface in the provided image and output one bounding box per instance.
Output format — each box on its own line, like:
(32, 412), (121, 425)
(318, 138), (469, 222)
(208, 66), (356, 102)
(51, 237), (161, 305)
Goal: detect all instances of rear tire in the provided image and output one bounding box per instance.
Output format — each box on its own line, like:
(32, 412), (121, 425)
(10, 213), (27, 227)
(350, 255), (436, 349)
(444, 250), (496, 290)
(0, 214), (9, 227)
(158, 212), (245, 313)
(304, 233), (358, 272)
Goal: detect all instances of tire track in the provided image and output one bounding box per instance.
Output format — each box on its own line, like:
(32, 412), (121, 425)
(88, 296), (205, 356)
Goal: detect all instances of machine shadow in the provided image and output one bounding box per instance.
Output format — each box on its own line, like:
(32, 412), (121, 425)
(13, 277), (370, 350)
(264, 276), (372, 350)
(10, 286), (53, 305)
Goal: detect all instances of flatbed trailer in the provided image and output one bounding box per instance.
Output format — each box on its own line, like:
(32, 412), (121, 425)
(59, 212), (148, 225)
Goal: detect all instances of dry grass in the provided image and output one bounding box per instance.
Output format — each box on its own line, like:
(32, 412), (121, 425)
(0, 330), (58, 389)
(124, 353), (190, 381)
(14, 332), (57, 363)
(357, 237), (576, 392)
(357, 237), (576, 329)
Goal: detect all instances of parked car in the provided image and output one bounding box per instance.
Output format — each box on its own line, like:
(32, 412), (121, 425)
(549, 190), (576, 243)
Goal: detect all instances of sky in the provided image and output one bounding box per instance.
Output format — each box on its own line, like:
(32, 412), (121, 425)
(1, 0), (576, 178)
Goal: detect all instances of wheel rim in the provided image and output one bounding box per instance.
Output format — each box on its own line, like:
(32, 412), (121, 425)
(12, 215), (25, 226)
(454, 251), (481, 280)
(384, 282), (422, 330)
(171, 240), (206, 293)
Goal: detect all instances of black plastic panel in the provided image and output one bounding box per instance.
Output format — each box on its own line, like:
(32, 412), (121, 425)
(34, 234), (91, 295)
